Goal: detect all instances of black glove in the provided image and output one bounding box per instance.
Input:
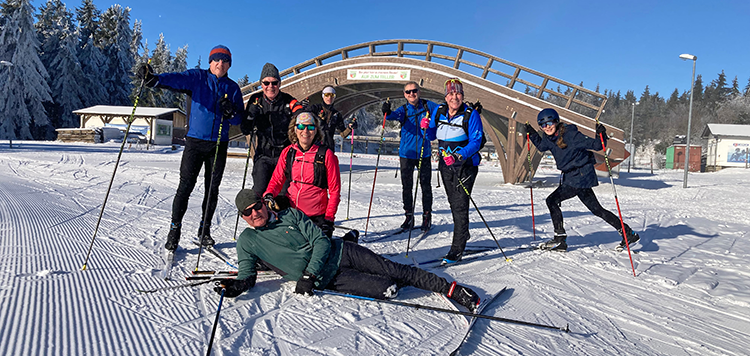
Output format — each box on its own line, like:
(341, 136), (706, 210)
(299, 97), (310, 108)
(135, 63), (157, 87)
(320, 219), (335, 238)
(348, 117), (358, 130)
(242, 99), (260, 135)
(295, 272), (316, 296)
(220, 96), (235, 119)
(523, 123), (535, 136)
(381, 101), (391, 115)
(596, 123), (607, 138)
(471, 101), (483, 114)
(214, 278), (251, 298)
(263, 193), (278, 211)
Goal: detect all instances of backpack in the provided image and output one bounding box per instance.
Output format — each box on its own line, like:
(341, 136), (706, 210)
(400, 99), (430, 130)
(434, 103), (487, 151)
(284, 145), (329, 189)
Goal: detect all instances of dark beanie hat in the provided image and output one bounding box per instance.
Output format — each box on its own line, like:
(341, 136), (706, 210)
(209, 45), (231, 65)
(235, 189), (260, 212)
(260, 62), (281, 82)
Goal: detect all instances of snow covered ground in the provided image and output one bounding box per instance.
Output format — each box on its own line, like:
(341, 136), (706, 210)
(1, 141), (749, 356)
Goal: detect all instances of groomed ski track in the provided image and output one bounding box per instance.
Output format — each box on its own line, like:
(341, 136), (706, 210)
(1, 141), (750, 355)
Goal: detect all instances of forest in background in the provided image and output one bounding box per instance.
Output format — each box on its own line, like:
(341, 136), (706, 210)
(3, 0), (750, 155)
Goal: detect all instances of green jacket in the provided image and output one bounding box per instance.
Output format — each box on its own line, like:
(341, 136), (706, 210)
(236, 208), (343, 288)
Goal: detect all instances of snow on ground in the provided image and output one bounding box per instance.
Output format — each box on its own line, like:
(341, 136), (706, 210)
(1, 141), (749, 355)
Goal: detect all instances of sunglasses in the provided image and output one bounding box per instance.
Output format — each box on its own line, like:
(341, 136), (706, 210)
(241, 202), (263, 216)
(296, 123), (316, 131)
(540, 121), (556, 128)
(323, 93), (336, 98)
(262, 80), (279, 87)
(404, 89), (419, 95)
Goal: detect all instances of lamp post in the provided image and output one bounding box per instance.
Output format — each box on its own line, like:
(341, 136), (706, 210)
(679, 53), (697, 188)
(628, 101), (638, 173)
(1, 61), (14, 148)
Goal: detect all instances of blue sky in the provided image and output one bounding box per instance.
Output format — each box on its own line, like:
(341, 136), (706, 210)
(39, 0), (750, 98)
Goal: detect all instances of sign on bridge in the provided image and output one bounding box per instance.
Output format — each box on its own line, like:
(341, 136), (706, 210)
(347, 69), (410, 81)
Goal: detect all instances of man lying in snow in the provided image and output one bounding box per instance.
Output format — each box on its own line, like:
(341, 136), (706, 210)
(215, 189), (481, 311)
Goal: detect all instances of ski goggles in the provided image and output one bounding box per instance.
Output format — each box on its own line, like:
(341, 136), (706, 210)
(539, 120), (556, 128)
(241, 202), (263, 216)
(296, 123), (316, 131)
(261, 80), (279, 87)
(323, 93), (336, 98)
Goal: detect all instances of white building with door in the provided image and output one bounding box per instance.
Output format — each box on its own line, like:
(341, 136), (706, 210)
(701, 123), (750, 171)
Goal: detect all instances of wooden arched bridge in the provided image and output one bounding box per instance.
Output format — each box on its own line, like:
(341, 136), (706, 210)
(229, 39), (626, 184)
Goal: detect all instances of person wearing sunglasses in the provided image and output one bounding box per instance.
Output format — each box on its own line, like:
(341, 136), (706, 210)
(262, 111), (343, 239)
(241, 62), (303, 196)
(214, 189), (482, 313)
(136, 45), (244, 251)
(381, 81), (440, 232)
(421, 78), (484, 264)
(524, 108), (640, 251)
(308, 85), (356, 151)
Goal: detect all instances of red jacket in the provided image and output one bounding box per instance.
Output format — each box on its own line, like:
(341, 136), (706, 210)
(265, 143), (341, 221)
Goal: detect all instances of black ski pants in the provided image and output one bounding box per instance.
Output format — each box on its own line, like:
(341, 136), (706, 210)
(546, 184), (628, 233)
(438, 160), (478, 256)
(171, 137), (228, 227)
(399, 157), (433, 213)
(251, 154), (290, 197)
(327, 242), (450, 299)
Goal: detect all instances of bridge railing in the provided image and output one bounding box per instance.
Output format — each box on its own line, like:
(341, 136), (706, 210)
(241, 39), (606, 120)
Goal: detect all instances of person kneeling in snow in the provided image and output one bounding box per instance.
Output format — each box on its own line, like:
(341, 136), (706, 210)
(215, 189), (481, 311)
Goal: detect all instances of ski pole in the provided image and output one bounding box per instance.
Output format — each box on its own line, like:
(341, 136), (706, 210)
(595, 117), (637, 277)
(81, 59), (150, 271)
(436, 164), (441, 188)
(318, 290), (569, 332)
(346, 125), (354, 220)
(195, 94), (226, 272)
(364, 98), (389, 237)
(232, 128), (256, 240)
(406, 110), (429, 257)
(136, 279), (213, 294)
(440, 149), (511, 262)
(206, 288), (225, 356)
(526, 132), (536, 241)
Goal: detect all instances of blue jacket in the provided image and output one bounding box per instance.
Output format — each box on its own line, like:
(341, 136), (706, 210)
(425, 103), (483, 166)
(529, 123), (605, 188)
(385, 99), (439, 159)
(155, 68), (243, 142)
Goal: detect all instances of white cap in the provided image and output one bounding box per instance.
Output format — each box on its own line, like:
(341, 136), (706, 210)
(322, 86), (336, 94)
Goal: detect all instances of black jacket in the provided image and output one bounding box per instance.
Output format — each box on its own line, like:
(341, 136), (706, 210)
(243, 91), (297, 159)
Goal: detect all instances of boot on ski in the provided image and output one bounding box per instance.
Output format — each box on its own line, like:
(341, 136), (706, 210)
(400, 212), (414, 230)
(541, 230), (567, 251)
(441, 249), (463, 265)
(420, 211), (431, 231)
(342, 229), (360, 244)
(165, 222), (181, 251)
(617, 227), (640, 250)
(198, 221), (215, 247)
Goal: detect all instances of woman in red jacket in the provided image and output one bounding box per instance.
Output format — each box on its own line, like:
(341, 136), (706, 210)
(263, 111), (342, 237)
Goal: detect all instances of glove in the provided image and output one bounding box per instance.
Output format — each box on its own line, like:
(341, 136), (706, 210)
(471, 101), (483, 115)
(443, 153), (460, 166)
(263, 193), (278, 211)
(320, 219), (335, 238)
(596, 123), (607, 138)
(219, 96), (235, 119)
(214, 278), (250, 298)
(348, 117), (358, 130)
(299, 97), (310, 108)
(381, 101), (391, 115)
(420, 116), (430, 129)
(295, 272), (316, 296)
(246, 98), (261, 119)
(135, 63), (157, 87)
(523, 123), (535, 136)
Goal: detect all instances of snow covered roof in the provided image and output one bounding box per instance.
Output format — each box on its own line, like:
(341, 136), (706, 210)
(72, 105), (184, 118)
(702, 123), (750, 138)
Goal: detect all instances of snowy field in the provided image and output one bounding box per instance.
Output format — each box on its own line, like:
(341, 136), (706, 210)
(1, 141), (749, 356)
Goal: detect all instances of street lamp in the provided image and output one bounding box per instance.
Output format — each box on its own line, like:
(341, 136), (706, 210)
(628, 101), (638, 173)
(679, 53), (697, 188)
(1, 60), (13, 148)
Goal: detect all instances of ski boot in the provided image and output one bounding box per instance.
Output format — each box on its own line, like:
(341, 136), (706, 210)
(342, 229), (360, 244)
(400, 212), (414, 230)
(165, 222), (181, 251)
(198, 221), (215, 247)
(441, 250), (463, 265)
(541, 230), (567, 251)
(446, 281), (480, 312)
(618, 227), (640, 249)
(420, 211), (432, 231)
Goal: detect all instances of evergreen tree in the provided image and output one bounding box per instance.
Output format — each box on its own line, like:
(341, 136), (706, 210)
(99, 4), (133, 106)
(731, 76), (740, 97)
(0, 0), (53, 140)
(170, 44), (188, 110)
(75, 0), (98, 47)
(237, 74), (249, 87)
(77, 34), (107, 106)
